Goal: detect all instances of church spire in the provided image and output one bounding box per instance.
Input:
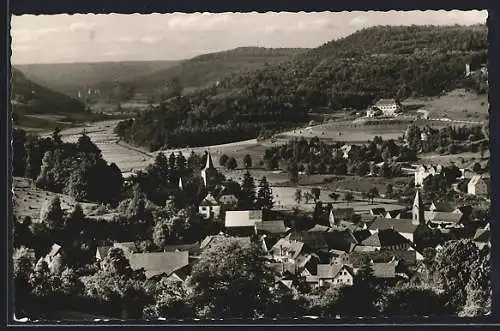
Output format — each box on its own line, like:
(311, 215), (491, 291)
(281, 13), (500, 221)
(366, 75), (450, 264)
(412, 189), (424, 225)
(178, 177), (184, 190)
(205, 152), (215, 170)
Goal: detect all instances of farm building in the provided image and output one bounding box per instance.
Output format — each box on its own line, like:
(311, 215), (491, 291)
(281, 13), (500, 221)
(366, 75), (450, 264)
(414, 164), (443, 187)
(467, 174), (490, 197)
(199, 193), (221, 220)
(373, 99), (402, 116)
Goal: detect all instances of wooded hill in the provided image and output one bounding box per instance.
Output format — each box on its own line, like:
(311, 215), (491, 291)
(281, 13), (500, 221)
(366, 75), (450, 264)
(16, 60), (181, 100)
(115, 24), (488, 151)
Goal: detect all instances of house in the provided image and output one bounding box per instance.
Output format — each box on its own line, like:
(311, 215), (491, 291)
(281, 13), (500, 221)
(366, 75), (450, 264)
(385, 210), (403, 219)
(307, 224), (331, 232)
(350, 250), (417, 269)
(255, 220), (291, 235)
(315, 264), (355, 288)
(38, 243), (63, 273)
(218, 193), (239, 210)
(329, 249), (351, 265)
(199, 193), (221, 220)
(430, 201), (456, 212)
(353, 229), (372, 243)
(371, 261), (408, 280)
(414, 165), (443, 187)
(360, 229), (411, 251)
(424, 211), (463, 227)
(467, 175), (490, 197)
(127, 251), (189, 279)
(269, 238), (307, 262)
(368, 218), (418, 243)
(473, 224), (490, 249)
(225, 210), (262, 236)
(95, 246), (112, 261)
(328, 208), (355, 226)
(288, 231), (329, 253)
(201, 152), (219, 191)
(373, 99), (401, 116)
(340, 144), (360, 159)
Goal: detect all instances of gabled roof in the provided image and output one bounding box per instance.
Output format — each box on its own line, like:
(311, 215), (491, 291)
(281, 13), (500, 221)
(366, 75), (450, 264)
(372, 262), (397, 278)
(370, 208), (386, 216)
(225, 210), (262, 228)
(270, 238), (305, 259)
(468, 174), (485, 187)
(255, 220), (290, 234)
(200, 193), (219, 206)
(47, 243), (62, 258)
(430, 201), (456, 212)
(350, 250), (417, 268)
(288, 231), (329, 252)
(361, 229), (409, 248)
(353, 229), (372, 243)
(368, 218), (417, 234)
(375, 99), (398, 106)
(296, 253), (320, 269)
(200, 234), (252, 250)
(96, 246), (112, 259)
(163, 242), (201, 255)
(128, 251), (189, 279)
(473, 228), (490, 243)
(317, 264), (354, 279)
(307, 224), (331, 232)
(424, 211), (462, 224)
(385, 210), (402, 218)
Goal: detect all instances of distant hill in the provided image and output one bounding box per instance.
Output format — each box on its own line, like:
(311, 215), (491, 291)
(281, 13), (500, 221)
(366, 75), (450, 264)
(114, 24), (488, 151)
(96, 47), (307, 102)
(11, 68), (114, 130)
(15, 60), (181, 99)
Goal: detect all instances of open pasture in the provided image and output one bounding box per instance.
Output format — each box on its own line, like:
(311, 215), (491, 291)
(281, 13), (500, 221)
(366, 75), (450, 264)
(13, 177), (101, 223)
(403, 89), (488, 122)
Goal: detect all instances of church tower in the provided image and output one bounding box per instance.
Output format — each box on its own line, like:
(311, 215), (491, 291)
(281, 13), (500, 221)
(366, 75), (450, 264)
(412, 189), (425, 225)
(201, 152), (219, 191)
(178, 177), (184, 191)
(329, 209), (341, 227)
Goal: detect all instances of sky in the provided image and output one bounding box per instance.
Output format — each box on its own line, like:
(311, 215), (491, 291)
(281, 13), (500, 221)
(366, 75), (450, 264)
(11, 10), (488, 64)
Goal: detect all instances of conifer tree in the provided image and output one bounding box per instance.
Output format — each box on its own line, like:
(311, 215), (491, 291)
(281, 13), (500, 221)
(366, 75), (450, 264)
(257, 176), (274, 210)
(239, 171), (256, 210)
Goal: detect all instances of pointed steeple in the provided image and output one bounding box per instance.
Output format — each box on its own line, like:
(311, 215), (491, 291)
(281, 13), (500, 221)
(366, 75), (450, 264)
(412, 189), (424, 225)
(329, 209), (335, 226)
(205, 152), (215, 170)
(178, 177), (184, 190)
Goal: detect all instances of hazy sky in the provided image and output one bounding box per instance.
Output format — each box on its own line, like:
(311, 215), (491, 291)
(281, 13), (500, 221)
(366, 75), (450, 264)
(11, 10), (487, 64)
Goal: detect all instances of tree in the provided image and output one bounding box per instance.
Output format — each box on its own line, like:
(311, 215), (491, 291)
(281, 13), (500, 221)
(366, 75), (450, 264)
(39, 196), (64, 232)
(288, 162), (299, 184)
(357, 161), (370, 176)
(143, 278), (192, 319)
(329, 192), (340, 202)
(226, 157), (238, 170)
(311, 188), (321, 202)
(83, 247), (148, 318)
(243, 154), (252, 169)
(303, 191), (314, 204)
(379, 284), (446, 316)
(294, 188), (303, 205)
(52, 127), (63, 146)
(472, 162), (482, 173)
(367, 187), (379, 204)
(433, 240), (481, 311)
(385, 184), (393, 197)
(256, 177), (274, 210)
(188, 238), (274, 318)
(153, 221), (171, 250)
(239, 171), (256, 209)
(344, 192), (354, 206)
(219, 154), (229, 167)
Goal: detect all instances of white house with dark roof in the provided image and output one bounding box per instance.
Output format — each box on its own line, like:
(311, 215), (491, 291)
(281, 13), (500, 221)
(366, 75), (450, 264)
(468, 174), (490, 197)
(225, 210), (262, 236)
(373, 99), (402, 117)
(199, 193), (221, 220)
(414, 165), (443, 187)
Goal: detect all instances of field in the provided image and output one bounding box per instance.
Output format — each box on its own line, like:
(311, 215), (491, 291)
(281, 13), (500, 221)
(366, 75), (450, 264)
(403, 89), (488, 122)
(13, 177), (102, 223)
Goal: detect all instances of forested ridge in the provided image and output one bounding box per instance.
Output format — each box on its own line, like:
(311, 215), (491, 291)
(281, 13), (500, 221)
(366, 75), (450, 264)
(115, 24), (487, 151)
